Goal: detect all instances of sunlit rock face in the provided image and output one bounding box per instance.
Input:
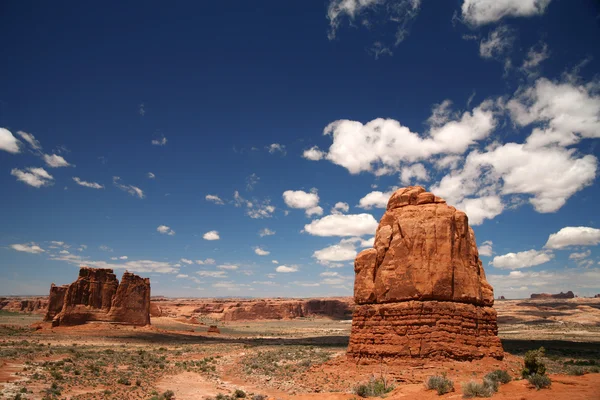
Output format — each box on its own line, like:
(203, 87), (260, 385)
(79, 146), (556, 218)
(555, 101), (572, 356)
(348, 186), (503, 362)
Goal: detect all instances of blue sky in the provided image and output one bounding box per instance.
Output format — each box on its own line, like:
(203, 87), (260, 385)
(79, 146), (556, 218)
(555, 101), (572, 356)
(1, 0), (599, 298)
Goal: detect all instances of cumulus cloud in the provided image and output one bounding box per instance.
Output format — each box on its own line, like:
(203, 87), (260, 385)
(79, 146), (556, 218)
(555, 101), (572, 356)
(259, 228), (275, 237)
(461, 0), (552, 26)
(478, 240), (493, 257)
(15, 130), (41, 151)
(10, 243), (45, 254)
(43, 154), (71, 168)
(113, 177), (145, 199)
(358, 190), (393, 209)
(246, 173), (260, 191)
(400, 163), (429, 185)
(456, 196), (504, 225)
(283, 190), (320, 209)
(0, 128), (21, 153)
(206, 194), (224, 205)
(196, 258), (216, 265)
(304, 213), (378, 237)
(197, 270), (228, 278)
(305, 206), (324, 217)
(267, 143), (286, 155)
(180, 258), (193, 265)
(479, 25), (514, 61)
(569, 250), (591, 260)
(73, 177), (104, 189)
(545, 226), (600, 249)
(157, 225), (176, 236)
(176, 274), (189, 279)
(217, 264), (239, 270)
(331, 202), (350, 215)
(521, 42), (549, 78)
(11, 167), (54, 188)
(203, 230), (220, 240)
(490, 249), (554, 270)
(152, 136), (167, 146)
(276, 265), (298, 273)
(302, 146), (326, 161)
(313, 243), (357, 264)
(254, 247), (270, 256)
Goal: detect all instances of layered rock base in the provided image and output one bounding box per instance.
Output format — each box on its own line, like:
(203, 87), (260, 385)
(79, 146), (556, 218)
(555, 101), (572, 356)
(348, 301), (503, 362)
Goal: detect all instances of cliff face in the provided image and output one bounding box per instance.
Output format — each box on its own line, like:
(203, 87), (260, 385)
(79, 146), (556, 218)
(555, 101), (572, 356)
(531, 291), (575, 299)
(0, 297), (48, 314)
(221, 299), (353, 321)
(46, 267), (151, 326)
(348, 187), (503, 362)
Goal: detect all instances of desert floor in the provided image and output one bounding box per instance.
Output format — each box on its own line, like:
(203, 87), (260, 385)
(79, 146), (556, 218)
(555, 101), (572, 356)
(1, 298), (600, 399)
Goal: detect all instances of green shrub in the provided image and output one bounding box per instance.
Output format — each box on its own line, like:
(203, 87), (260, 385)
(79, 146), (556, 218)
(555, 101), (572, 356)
(484, 370), (511, 384)
(527, 374), (551, 390)
(567, 366), (585, 376)
(162, 390), (175, 400)
(355, 376), (394, 397)
(425, 375), (454, 395)
(117, 376), (131, 385)
(522, 347), (546, 377)
(234, 389), (246, 398)
(462, 379), (497, 398)
(251, 396), (267, 400)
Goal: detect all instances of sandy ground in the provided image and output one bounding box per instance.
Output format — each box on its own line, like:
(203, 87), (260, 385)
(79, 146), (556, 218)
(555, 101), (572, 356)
(1, 298), (599, 399)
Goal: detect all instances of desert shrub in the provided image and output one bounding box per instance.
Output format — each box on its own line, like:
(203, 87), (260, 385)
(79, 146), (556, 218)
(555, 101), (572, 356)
(117, 376), (131, 385)
(567, 366), (585, 376)
(462, 379), (497, 398)
(251, 396), (267, 400)
(234, 389), (247, 398)
(136, 379), (142, 386)
(425, 374), (454, 395)
(355, 376), (394, 397)
(162, 390), (175, 400)
(589, 366), (600, 373)
(522, 347), (546, 377)
(484, 370), (511, 384)
(527, 374), (551, 390)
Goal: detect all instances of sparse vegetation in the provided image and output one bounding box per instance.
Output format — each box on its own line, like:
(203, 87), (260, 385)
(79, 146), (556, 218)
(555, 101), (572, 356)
(484, 370), (511, 385)
(354, 376), (394, 397)
(425, 374), (454, 395)
(527, 373), (552, 390)
(462, 379), (497, 398)
(522, 347), (547, 377)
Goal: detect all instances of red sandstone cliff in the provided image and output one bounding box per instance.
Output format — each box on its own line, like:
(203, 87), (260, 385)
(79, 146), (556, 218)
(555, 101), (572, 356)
(531, 291), (575, 299)
(348, 186), (503, 362)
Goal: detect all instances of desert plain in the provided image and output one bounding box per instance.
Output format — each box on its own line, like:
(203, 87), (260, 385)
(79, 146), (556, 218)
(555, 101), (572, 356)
(1, 296), (600, 400)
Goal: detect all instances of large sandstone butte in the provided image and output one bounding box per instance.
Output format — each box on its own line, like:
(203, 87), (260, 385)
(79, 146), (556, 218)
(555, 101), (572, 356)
(347, 186), (503, 362)
(44, 267), (150, 326)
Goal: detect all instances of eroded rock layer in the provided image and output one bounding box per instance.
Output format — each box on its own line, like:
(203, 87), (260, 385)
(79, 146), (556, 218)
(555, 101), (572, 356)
(46, 267), (151, 326)
(348, 186), (503, 361)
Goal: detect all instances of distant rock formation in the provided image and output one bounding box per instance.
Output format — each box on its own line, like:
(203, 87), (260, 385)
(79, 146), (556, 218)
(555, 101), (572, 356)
(498, 296), (506, 300)
(347, 186), (503, 362)
(44, 267), (150, 326)
(207, 325), (220, 334)
(0, 297), (48, 314)
(220, 298), (353, 321)
(530, 291), (575, 299)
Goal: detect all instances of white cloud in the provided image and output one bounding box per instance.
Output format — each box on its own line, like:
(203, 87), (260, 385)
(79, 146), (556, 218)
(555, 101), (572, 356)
(113, 177), (145, 199)
(461, 0), (552, 26)
(488, 267), (600, 298)
(0, 128), (21, 153)
(212, 281), (250, 290)
(10, 243), (45, 254)
(119, 256), (128, 260)
(197, 270), (228, 278)
(507, 78), (600, 149)
(267, 143), (286, 155)
(283, 190), (320, 209)
(521, 42), (549, 78)
(271, 260), (278, 264)
(360, 236), (375, 247)
(305, 213), (378, 237)
(196, 258), (216, 265)
(254, 247), (270, 256)
(358, 191), (393, 209)
(217, 264), (239, 270)
(147, 172), (156, 179)
(545, 226), (600, 249)
(479, 25), (514, 60)
(313, 243), (357, 264)
(43, 154), (71, 168)
(203, 230), (220, 240)
(320, 271), (340, 277)
(51, 252), (178, 274)
(180, 258), (193, 265)
(306, 206), (324, 217)
(15, 130), (41, 151)
(11, 167), (54, 188)
(478, 240), (493, 257)
(259, 228), (275, 237)
(490, 249), (554, 270)
(569, 250), (591, 260)
(400, 163), (429, 185)
(176, 274), (189, 279)
(331, 202), (350, 214)
(157, 225), (176, 236)
(73, 177), (104, 189)
(152, 136), (167, 146)
(99, 245), (113, 252)
(327, 0), (422, 48)
(456, 196), (504, 225)
(320, 100), (496, 175)
(303, 146), (326, 161)
(276, 265), (298, 273)
(246, 173), (260, 190)
(206, 194), (224, 205)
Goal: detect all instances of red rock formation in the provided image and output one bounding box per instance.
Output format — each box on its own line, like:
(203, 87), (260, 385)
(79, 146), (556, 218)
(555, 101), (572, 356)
(0, 297), (48, 314)
(44, 284), (68, 321)
(348, 186), (503, 362)
(220, 299), (353, 321)
(47, 267), (151, 326)
(207, 325), (220, 333)
(530, 291), (575, 299)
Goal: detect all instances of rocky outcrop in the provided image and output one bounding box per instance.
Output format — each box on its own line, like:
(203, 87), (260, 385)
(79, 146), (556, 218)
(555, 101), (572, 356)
(0, 297), (48, 314)
(347, 187), (503, 362)
(46, 267), (151, 326)
(531, 291), (575, 299)
(220, 299), (353, 321)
